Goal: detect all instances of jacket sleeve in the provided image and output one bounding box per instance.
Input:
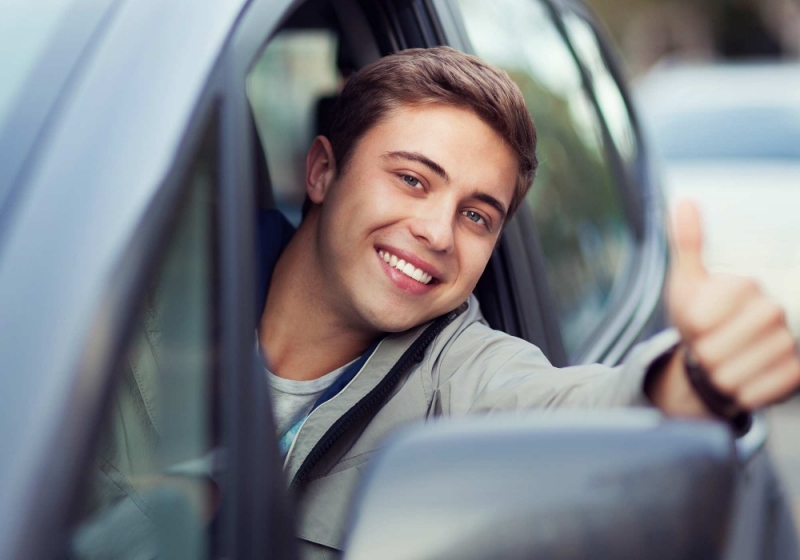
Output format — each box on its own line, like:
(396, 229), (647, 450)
(432, 321), (680, 415)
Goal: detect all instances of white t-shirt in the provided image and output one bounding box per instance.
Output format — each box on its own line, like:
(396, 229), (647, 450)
(265, 362), (353, 438)
(257, 336), (356, 449)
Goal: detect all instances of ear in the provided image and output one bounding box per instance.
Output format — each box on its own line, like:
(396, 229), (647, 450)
(306, 136), (337, 205)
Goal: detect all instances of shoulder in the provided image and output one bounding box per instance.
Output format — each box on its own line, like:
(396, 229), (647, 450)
(439, 294), (533, 349)
(426, 294), (550, 380)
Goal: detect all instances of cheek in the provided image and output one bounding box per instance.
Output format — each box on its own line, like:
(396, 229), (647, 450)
(455, 238), (495, 289)
(335, 170), (397, 218)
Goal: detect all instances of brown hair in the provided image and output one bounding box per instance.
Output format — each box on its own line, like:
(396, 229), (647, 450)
(322, 46), (537, 221)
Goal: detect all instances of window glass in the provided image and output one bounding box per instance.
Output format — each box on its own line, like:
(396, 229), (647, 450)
(560, 11), (638, 171)
(66, 117), (219, 559)
(455, 0), (635, 356)
(247, 29), (343, 224)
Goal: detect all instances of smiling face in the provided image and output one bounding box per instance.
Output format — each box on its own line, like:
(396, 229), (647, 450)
(304, 104), (518, 333)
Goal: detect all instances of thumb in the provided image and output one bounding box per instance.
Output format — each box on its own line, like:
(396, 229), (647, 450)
(669, 198), (708, 281)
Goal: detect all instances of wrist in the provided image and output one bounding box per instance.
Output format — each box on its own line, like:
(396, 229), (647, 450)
(646, 345), (710, 418)
(682, 347), (752, 435)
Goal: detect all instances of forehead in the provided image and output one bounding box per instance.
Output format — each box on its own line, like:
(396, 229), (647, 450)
(355, 104), (518, 203)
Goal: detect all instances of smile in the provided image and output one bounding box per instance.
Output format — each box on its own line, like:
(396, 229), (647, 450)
(378, 250), (434, 285)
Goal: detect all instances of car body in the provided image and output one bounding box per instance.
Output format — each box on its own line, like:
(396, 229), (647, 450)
(0, 0), (790, 559)
(635, 62), (800, 335)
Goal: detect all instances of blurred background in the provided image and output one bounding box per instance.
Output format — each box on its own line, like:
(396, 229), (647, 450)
(584, 0), (800, 528)
(585, 0), (800, 75)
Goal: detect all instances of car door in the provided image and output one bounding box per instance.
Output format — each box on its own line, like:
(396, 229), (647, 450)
(0, 1), (296, 558)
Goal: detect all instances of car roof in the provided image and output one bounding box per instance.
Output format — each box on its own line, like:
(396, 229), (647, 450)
(635, 61), (800, 115)
(0, 0), (247, 553)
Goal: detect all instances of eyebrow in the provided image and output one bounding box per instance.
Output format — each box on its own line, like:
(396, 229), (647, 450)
(381, 150), (508, 224)
(471, 191), (508, 224)
(381, 151), (450, 183)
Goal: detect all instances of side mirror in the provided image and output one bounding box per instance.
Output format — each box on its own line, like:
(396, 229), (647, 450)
(345, 411), (736, 560)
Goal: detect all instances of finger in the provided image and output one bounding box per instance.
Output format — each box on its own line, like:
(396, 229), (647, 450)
(709, 328), (798, 394)
(673, 275), (760, 338)
(669, 199), (707, 280)
(736, 356), (800, 409)
(692, 297), (787, 369)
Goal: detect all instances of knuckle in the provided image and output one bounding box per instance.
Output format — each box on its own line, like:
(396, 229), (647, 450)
(721, 275), (760, 299)
(789, 359), (800, 381)
(763, 300), (786, 326)
(779, 361), (800, 399)
(738, 277), (760, 295)
(777, 331), (798, 355)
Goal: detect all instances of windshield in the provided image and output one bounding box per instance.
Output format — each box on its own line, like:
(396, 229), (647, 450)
(0, 0), (77, 133)
(653, 106), (800, 160)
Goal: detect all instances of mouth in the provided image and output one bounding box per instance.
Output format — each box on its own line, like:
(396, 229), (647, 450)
(378, 249), (435, 285)
(375, 246), (441, 295)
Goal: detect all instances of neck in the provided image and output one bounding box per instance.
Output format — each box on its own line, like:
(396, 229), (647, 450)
(258, 213), (377, 381)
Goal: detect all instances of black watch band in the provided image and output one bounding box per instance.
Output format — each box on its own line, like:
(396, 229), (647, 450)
(684, 349), (752, 436)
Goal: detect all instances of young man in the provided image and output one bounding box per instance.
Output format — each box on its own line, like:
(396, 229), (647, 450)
(256, 47), (800, 558)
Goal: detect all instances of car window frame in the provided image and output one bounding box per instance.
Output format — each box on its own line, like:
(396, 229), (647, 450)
(551, 0), (669, 365)
(543, 0), (649, 363)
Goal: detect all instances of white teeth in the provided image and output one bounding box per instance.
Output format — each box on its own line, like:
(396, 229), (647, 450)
(378, 250), (434, 285)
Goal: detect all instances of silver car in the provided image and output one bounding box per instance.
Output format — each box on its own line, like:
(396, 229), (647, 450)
(0, 1), (793, 559)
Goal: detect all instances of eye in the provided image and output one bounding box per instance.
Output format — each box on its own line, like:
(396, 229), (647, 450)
(462, 210), (488, 228)
(401, 174), (421, 188)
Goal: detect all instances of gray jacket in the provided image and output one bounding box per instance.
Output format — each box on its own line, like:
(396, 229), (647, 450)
(287, 295), (680, 559)
(67, 293), (678, 560)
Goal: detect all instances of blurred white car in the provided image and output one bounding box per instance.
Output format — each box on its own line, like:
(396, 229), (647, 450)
(636, 62), (800, 335)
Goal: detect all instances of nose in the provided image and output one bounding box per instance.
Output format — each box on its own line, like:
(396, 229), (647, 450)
(409, 200), (455, 254)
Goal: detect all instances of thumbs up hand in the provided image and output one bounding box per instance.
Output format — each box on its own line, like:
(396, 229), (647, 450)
(648, 200), (800, 418)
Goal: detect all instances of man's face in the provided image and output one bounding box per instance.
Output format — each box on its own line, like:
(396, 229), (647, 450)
(310, 104), (518, 333)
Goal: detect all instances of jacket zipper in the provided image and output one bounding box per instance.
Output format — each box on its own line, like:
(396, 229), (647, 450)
(289, 309), (460, 491)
